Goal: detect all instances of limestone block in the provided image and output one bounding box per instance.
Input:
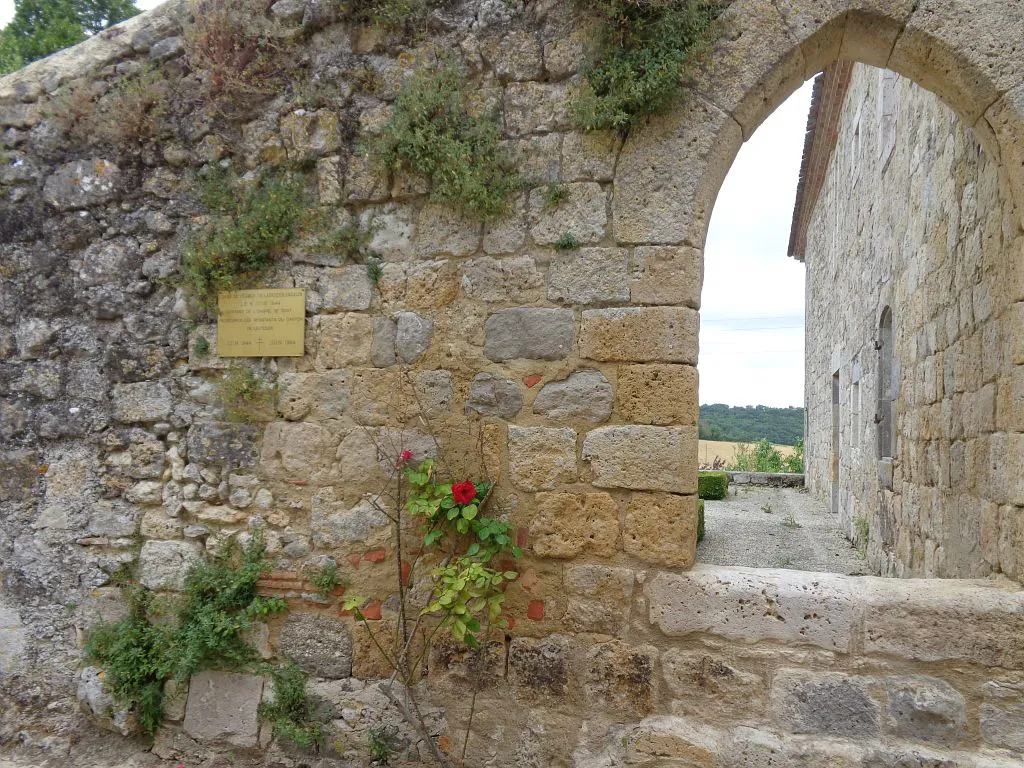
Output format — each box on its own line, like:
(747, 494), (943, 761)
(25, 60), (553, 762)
(884, 675), (966, 746)
(415, 204), (482, 257)
(316, 155), (342, 204)
(562, 131), (619, 182)
(363, 204), (415, 260)
(547, 248), (629, 304)
(311, 489), (389, 548)
(504, 81), (572, 135)
(626, 715), (721, 765)
(981, 679), (1024, 751)
(580, 307), (699, 364)
(379, 260), (459, 310)
(126, 480), (164, 505)
(508, 635), (569, 696)
(483, 308), (575, 361)
(543, 29), (586, 80)
(532, 370), (613, 424)
(344, 150), (389, 203)
(563, 564), (634, 635)
(466, 373), (524, 420)
(138, 540), (203, 591)
(583, 639), (658, 715)
(482, 195), (529, 254)
(646, 566), (858, 652)
(190, 505), (247, 524)
(623, 492), (697, 568)
(630, 246), (703, 308)
(460, 256), (543, 303)
(582, 425), (698, 494)
(140, 508), (185, 539)
(414, 369), (454, 419)
(989, 432), (1024, 506)
(530, 492), (619, 559)
(481, 30), (543, 81)
(14, 318), (54, 359)
(502, 134), (561, 184)
(319, 265), (373, 312)
(771, 670), (881, 738)
(614, 96), (741, 246)
(79, 241), (136, 286)
(186, 422), (259, 467)
(508, 426), (577, 491)
(43, 159), (122, 210)
(527, 182), (608, 246)
(662, 649), (767, 722)
(277, 370), (349, 421)
(87, 501), (139, 537)
(77, 666), (138, 736)
(394, 311), (433, 363)
(279, 613), (353, 679)
(316, 313), (374, 368)
(616, 364), (699, 426)
(183, 669), (264, 747)
(281, 109), (341, 162)
(111, 382), (172, 423)
(260, 421), (335, 480)
(859, 576), (1024, 668)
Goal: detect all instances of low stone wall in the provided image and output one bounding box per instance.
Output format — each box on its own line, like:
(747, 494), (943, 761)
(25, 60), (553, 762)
(128, 564), (1024, 766)
(725, 471), (805, 487)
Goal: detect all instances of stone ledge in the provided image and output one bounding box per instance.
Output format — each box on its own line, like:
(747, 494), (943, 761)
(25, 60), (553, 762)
(726, 471), (805, 487)
(647, 565), (1024, 665)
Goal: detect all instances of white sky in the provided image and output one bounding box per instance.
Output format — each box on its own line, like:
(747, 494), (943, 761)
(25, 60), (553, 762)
(700, 79), (816, 408)
(0, 0), (815, 408)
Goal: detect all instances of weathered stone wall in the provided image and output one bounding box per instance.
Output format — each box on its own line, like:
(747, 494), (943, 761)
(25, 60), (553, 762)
(1, 1), (1024, 766)
(804, 63), (1024, 580)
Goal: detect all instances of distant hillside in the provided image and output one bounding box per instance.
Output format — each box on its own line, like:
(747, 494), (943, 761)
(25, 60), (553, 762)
(699, 404), (805, 446)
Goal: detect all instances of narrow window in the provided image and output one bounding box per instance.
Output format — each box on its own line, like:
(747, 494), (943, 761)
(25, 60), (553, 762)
(877, 308), (894, 461)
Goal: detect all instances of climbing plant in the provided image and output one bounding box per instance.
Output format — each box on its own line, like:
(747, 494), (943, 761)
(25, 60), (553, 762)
(572, 0), (727, 135)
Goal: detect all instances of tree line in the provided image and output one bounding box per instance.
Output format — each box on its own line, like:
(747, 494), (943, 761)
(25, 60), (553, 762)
(698, 403), (804, 446)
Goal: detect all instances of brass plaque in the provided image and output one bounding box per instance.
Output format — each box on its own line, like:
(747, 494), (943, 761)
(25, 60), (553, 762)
(217, 288), (305, 357)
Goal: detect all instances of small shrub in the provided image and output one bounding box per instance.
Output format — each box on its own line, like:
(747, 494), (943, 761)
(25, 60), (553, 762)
(854, 515), (869, 554)
(94, 66), (172, 148)
(316, 218), (379, 263)
(572, 0), (726, 134)
(343, 0), (430, 32)
(728, 439), (789, 473)
(781, 514), (802, 529)
(306, 561), (340, 598)
(542, 182), (569, 211)
(193, 334), (211, 357)
(372, 62), (521, 221)
(216, 364), (277, 423)
(259, 662), (327, 749)
(782, 438), (805, 474)
(365, 256), (383, 284)
(368, 725), (393, 764)
(183, 0), (291, 113)
(761, 503), (773, 514)
(182, 169), (308, 307)
(697, 499), (705, 542)
(43, 80), (102, 148)
(553, 232), (581, 251)
(86, 529), (287, 735)
(697, 471), (728, 500)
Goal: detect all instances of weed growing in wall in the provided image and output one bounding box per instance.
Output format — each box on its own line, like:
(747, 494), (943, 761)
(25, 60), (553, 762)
(343, 0), (433, 33)
(181, 169), (308, 309)
(183, 0), (292, 114)
(305, 560), (341, 598)
(572, 0), (726, 134)
(258, 662), (328, 749)
(216, 364), (278, 423)
(372, 62), (521, 221)
(85, 530), (290, 735)
(553, 232), (582, 251)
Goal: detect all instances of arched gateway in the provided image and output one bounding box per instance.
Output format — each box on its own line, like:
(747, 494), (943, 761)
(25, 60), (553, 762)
(0, 1), (1023, 766)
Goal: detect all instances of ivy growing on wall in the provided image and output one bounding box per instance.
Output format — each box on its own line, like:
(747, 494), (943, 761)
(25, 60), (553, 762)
(572, 0), (727, 135)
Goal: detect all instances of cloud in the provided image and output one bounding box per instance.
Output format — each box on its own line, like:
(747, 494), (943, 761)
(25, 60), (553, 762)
(700, 78), (816, 408)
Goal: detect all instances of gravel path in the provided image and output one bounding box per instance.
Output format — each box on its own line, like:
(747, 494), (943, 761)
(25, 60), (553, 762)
(697, 486), (868, 575)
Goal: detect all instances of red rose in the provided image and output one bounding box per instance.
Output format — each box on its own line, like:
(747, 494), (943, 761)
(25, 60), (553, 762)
(451, 480), (477, 505)
(395, 449), (414, 468)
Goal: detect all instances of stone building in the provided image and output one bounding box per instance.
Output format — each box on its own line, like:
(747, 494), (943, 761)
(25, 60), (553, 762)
(793, 62), (1022, 580)
(1, 2), (1024, 767)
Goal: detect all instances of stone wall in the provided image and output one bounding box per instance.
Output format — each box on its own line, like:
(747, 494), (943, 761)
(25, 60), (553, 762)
(803, 63), (1024, 580)
(1, 1), (1024, 766)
